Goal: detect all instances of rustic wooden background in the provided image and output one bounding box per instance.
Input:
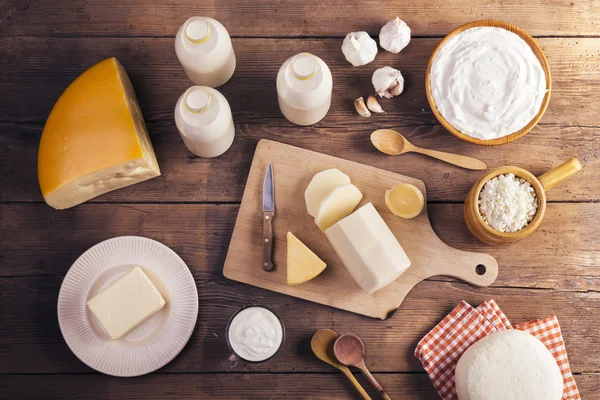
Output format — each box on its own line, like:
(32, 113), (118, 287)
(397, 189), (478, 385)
(1, 1), (599, 399)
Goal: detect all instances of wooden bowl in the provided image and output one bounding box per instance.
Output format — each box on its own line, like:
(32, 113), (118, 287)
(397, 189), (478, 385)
(425, 20), (552, 146)
(464, 159), (582, 245)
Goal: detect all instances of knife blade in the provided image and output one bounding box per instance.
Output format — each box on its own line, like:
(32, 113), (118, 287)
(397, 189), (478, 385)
(262, 162), (275, 271)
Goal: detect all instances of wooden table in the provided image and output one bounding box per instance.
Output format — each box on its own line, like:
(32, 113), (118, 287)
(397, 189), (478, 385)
(1, 1), (599, 399)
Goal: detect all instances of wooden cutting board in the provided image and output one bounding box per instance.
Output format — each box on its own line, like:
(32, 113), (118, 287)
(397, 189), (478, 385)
(224, 140), (498, 319)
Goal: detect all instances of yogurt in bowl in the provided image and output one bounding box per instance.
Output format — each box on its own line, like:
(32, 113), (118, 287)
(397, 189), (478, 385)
(226, 306), (285, 363)
(427, 21), (550, 145)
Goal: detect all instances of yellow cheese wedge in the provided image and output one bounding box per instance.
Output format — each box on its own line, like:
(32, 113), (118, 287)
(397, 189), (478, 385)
(38, 57), (160, 209)
(287, 232), (326, 285)
(385, 183), (424, 219)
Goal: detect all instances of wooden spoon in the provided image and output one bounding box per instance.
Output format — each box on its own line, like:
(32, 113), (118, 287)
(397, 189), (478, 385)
(334, 333), (391, 400)
(371, 128), (487, 170)
(311, 329), (371, 400)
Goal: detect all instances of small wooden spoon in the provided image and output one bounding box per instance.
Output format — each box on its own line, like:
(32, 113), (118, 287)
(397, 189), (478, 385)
(334, 333), (391, 400)
(371, 128), (487, 170)
(311, 329), (371, 400)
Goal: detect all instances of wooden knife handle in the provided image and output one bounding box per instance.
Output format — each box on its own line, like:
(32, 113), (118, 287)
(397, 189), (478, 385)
(262, 211), (275, 271)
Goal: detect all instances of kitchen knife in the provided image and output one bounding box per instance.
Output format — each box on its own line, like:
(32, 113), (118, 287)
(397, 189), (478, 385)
(262, 162), (275, 272)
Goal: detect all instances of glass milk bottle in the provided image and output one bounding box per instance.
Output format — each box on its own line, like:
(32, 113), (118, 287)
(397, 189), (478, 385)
(276, 53), (333, 126)
(175, 86), (235, 158)
(175, 16), (236, 87)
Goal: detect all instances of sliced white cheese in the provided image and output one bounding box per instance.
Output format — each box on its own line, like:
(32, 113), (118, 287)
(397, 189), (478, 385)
(305, 169), (351, 217)
(314, 183), (363, 231)
(325, 202), (411, 294)
(455, 330), (563, 400)
(87, 266), (166, 340)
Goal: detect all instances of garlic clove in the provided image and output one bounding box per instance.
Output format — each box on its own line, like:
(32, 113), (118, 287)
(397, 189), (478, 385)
(342, 31), (378, 67)
(372, 66), (405, 98)
(379, 17), (411, 54)
(366, 95), (385, 113)
(389, 81), (403, 96)
(354, 97), (371, 117)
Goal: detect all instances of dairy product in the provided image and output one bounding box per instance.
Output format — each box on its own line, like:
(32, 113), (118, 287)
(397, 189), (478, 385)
(479, 173), (538, 232)
(325, 203), (411, 294)
(287, 232), (326, 285)
(385, 183), (424, 219)
(175, 86), (235, 158)
(175, 16), (236, 87)
(304, 169), (351, 217)
(314, 184), (363, 231)
(38, 57), (161, 209)
(227, 306), (284, 362)
(87, 266), (166, 340)
(277, 53), (333, 126)
(455, 330), (563, 400)
(429, 27), (547, 140)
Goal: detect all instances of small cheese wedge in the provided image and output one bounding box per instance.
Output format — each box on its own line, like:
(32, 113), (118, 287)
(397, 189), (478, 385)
(305, 169), (351, 217)
(385, 183), (424, 219)
(325, 203), (411, 294)
(314, 183), (363, 231)
(38, 57), (160, 209)
(87, 266), (166, 340)
(286, 232), (326, 285)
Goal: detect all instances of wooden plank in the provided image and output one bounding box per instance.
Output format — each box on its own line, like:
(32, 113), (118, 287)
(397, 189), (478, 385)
(224, 140), (497, 320)
(1, 274), (598, 374)
(0, 123), (597, 204)
(1, 37), (599, 127)
(3, 373), (599, 400)
(1, 373), (436, 400)
(3, 0), (600, 37)
(1, 204), (599, 292)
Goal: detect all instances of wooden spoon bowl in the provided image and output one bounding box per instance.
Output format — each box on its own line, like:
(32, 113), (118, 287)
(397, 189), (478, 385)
(425, 20), (552, 146)
(465, 159), (581, 245)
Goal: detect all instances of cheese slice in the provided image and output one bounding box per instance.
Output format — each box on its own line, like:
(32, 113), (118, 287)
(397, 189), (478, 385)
(305, 169), (351, 217)
(385, 183), (424, 219)
(455, 330), (563, 400)
(325, 203), (411, 294)
(314, 183), (363, 231)
(38, 57), (160, 209)
(286, 232), (326, 285)
(87, 266), (166, 340)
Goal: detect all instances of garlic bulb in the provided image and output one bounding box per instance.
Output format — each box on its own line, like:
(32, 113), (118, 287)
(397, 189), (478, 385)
(342, 32), (378, 66)
(372, 67), (404, 98)
(379, 17), (411, 54)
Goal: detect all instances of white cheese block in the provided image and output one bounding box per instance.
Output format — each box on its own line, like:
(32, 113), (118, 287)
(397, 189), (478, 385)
(455, 330), (563, 400)
(325, 202), (411, 294)
(305, 169), (351, 217)
(87, 266), (166, 340)
(314, 183), (363, 231)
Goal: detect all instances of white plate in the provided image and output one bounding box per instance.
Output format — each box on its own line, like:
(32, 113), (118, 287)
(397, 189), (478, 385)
(58, 236), (198, 377)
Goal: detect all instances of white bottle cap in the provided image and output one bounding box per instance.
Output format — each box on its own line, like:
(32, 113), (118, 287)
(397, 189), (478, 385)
(184, 86), (212, 113)
(291, 53), (318, 80)
(184, 17), (211, 44)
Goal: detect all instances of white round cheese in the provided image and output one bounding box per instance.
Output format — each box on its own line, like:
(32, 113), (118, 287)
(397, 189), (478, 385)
(455, 330), (563, 400)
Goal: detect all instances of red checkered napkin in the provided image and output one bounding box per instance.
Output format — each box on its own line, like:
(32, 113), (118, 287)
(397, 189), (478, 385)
(414, 300), (580, 400)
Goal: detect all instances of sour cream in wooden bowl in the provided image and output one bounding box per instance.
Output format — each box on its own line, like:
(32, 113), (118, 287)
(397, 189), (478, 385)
(426, 20), (551, 146)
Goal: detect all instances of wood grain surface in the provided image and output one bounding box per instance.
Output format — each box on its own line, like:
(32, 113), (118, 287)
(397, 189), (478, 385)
(1, 0), (599, 399)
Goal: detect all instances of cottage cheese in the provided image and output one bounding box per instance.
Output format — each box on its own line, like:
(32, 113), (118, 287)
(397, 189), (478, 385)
(478, 173), (538, 232)
(429, 27), (547, 140)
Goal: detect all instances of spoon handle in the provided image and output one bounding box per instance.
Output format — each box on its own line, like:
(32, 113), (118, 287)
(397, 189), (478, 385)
(341, 368), (372, 400)
(360, 365), (392, 400)
(411, 146), (487, 170)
